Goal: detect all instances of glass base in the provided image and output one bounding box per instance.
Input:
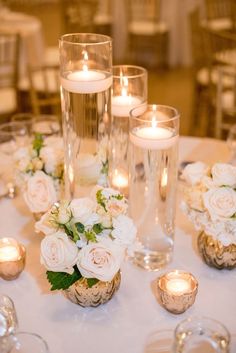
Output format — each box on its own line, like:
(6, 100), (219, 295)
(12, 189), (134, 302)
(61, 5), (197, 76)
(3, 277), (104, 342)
(132, 249), (172, 271)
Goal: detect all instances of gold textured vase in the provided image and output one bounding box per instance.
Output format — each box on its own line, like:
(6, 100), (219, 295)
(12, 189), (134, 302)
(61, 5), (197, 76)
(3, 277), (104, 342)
(63, 271), (121, 307)
(198, 232), (236, 270)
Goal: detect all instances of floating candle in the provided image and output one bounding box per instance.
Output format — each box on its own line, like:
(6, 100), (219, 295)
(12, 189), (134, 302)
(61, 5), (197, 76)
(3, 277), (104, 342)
(61, 70), (112, 94)
(112, 95), (143, 117)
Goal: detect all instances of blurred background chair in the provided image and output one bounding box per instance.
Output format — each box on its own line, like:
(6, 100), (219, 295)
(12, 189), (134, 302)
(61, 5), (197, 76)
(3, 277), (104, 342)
(203, 0), (236, 31)
(93, 0), (113, 36)
(126, 0), (169, 68)
(19, 64), (61, 116)
(61, 0), (98, 34)
(0, 32), (20, 123)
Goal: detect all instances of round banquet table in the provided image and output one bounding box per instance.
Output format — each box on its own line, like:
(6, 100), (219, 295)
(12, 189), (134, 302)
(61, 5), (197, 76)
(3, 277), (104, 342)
(0, 136), (236, 353)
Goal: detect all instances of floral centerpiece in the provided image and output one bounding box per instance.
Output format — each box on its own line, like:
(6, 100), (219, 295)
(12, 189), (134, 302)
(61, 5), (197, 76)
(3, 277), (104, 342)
(14, 134), (64, 215)
(181, 161), (236, 269)
(35, 186), (137, 306)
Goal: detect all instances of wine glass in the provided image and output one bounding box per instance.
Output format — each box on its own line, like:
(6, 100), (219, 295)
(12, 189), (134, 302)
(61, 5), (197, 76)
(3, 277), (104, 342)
(0, 121), (31, 198)
(0, 295), (18, 337)
(226, 124), (236, 165)
(0, 332), (49, 353)
(173, 316), (230, 353)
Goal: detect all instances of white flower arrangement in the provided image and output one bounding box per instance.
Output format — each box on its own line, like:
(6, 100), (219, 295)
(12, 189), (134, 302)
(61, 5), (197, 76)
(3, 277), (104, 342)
(14, 134), (64, 213)
(35, 186), (137, 290)
(181, 162), (236, 246)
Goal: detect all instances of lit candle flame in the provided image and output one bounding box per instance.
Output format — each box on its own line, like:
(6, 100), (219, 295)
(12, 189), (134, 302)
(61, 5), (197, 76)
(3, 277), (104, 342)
(151, 117), (157, 128)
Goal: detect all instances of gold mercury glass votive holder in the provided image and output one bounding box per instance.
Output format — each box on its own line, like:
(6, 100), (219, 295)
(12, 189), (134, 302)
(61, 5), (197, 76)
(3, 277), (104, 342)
(0, 238), (26, 280)
(157, 270), (198, 314)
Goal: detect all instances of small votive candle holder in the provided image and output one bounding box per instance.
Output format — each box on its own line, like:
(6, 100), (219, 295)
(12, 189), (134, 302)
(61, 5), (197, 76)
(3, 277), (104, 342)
(157, 270), (198, 314)
(0, 238), (26, 280)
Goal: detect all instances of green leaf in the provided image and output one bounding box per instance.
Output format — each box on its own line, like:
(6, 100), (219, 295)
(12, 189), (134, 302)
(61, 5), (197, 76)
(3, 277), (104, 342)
(96, 189), (107, 211)
(75, 222), (85, 233)
(113, 194), (123, 200)
(87, 278), (99, 288)
(46, 267), (82, 291)
(84, 230), (97, 242)
(92, 223), (103, 234)
(32, 133), (44, 155)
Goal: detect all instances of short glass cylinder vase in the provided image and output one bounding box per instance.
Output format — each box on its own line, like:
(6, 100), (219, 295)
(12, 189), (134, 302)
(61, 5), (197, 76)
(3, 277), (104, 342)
(63, 271), (121, 307)
(109, 65), (147, 196)
(173, 316), (230, 353)
(129, 104), (179, 270)
(198, 232), (236, 269)
(59, 33), (112, 199)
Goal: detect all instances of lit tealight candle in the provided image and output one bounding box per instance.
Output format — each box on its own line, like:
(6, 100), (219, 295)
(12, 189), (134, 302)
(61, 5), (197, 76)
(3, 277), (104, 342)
(166, 278), (191, 295)
(111, 169), (129, 196)
(157, 270), (198, 314)
(130, 118), (178, 150)
(112, 89), (143, 117)
(0, 238), (26, 280)
(61, 66), (112, 94)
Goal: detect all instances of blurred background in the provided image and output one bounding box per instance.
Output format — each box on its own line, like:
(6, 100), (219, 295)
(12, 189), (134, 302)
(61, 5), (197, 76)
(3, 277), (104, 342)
(0, 0), (236, 138)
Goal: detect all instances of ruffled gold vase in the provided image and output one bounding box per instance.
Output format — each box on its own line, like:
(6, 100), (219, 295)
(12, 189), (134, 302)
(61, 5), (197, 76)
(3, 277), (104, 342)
(63, 271), (121, 307)
(198, 232), (236, 270)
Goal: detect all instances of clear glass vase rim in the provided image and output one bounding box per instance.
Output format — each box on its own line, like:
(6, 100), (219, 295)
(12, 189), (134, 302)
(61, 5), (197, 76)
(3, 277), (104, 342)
(12, 331), (49, 352)
(174, 315), (230, 337)
(130, 104), (180, 123)
(0, 121), (31, 134)
(59, 33), (112, 46)
(112, 65), (147, 79)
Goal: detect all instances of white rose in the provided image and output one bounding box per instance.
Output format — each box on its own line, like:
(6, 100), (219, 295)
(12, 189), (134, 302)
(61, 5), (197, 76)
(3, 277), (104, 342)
(70, 198), (98, 226)
(24, 171), (57, 213)
(203, 187), (236, 221)
(184, 184), (206, 212)
(76, 153), (101, 184)
(107, 198), (128, 217)
(35, 210), (58, 235)
(41, 231), (79, 274)
(182, 162), (208, 185)
(14, 147), (31, 172)
(40, 137), (64, 174)
(57, 202), (71, 224)
(111, 214), (137, 247)
(211, 163), (236, 187)
(76, 240), (123, 281)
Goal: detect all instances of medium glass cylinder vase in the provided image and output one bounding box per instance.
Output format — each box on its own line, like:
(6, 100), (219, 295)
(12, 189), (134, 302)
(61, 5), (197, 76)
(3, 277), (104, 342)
(129, 104), (179, 270)
(109, 65), (147, 196)
(59, 33), (112, 199)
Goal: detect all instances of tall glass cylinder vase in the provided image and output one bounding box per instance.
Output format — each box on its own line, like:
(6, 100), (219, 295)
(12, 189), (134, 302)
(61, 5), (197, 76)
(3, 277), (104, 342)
(129, 104), (179, 270)
(109, 65), (147, 196)
(59, 33), (112, 199)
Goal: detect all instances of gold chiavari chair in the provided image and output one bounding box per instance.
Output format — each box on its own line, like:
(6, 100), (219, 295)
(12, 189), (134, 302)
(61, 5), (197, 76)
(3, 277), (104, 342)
(204, 0), (236, 31)
(0, 32), (20, 123)
(204, 29), (236, 138)
(60, 0), (98, 34)
(26, 64), (61, 116)
(126, 0), (169, 68)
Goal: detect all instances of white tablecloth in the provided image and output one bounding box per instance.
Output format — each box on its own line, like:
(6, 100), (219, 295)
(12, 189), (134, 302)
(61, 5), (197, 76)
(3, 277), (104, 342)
(0, 136), (236, 353)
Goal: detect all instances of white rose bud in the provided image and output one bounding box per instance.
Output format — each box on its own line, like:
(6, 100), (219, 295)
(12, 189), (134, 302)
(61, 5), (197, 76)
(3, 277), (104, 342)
(41, 231), (79, 274)
(57, 202), (71, 224)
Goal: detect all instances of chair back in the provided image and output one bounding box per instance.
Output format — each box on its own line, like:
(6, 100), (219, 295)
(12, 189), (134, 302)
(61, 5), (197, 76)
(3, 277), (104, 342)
(205, 0), (234, 20)
(61, 0), (98, 33)
(189, 8), (208, 71)
(127, 0), (161, 24)
(0, 32), (19, 89)
(27, 64), (61, 116)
